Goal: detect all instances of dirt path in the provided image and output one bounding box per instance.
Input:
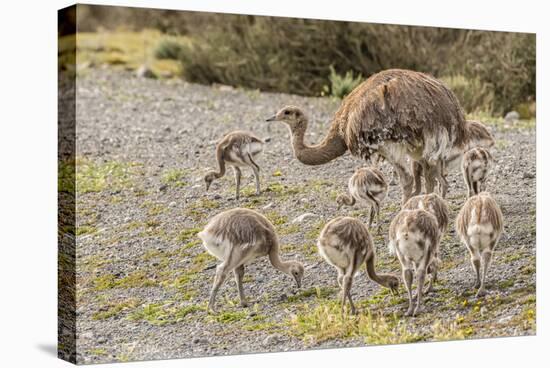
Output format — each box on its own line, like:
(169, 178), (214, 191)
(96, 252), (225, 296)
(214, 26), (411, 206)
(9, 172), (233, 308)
(70, 70), (535, 364)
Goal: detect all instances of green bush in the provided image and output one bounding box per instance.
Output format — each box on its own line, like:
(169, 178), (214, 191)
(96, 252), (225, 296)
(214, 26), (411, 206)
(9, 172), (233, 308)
(154, 39), (184, 60)
(324, 66), (363, 99)
(440, 75), (494, 114)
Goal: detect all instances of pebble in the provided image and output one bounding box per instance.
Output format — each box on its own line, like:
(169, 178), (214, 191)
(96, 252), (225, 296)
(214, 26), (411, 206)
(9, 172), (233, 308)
(136, 65), (156, 79)
(158, 184), (168, 192)
(263, 334), (281, 346)
(192, 337), (208, 345)
(504, 111), (520, 123)
(498, 315), (513, 324)
(262, 202), (274, 210)
(292, 213), (317, 223)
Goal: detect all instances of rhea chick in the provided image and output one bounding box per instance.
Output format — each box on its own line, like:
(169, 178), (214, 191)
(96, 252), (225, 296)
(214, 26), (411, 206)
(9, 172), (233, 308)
(336, 167), (388, 228)
(462, 147), (493, 198)
(402, 193), (448, 291)
(456, 192), (503, 297)
(403, 193), (449, 237)
(198, 208), (304, 312)
(412, 119), (495, 197)
(204, 131), (268, 200)
(318, 217), (399, 314)
(389, 209), (441, 316)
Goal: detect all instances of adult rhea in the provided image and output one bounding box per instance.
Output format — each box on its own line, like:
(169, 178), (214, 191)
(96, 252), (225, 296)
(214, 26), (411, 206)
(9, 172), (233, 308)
(267, 69), (468, 205)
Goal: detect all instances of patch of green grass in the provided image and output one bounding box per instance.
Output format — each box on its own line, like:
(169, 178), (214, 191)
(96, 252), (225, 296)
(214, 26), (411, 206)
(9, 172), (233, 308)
(498, 279), (515, 289)
(265, 182), (303, 197)
(88, 348), (107, 356)
(177, 227), (202, 242)
(75, 225), (97, 236)
(286, 286), (336, 303)
(128, 303), (203, 326)
(92, 271), (158, 291)
(92, 299), (141, 320)
(306, 179), (333, 193)
(140, 201), (168, 216)
(212, 310), (248, 324)
(161, 168), (188, 187)
(278, 223), (301, 236)
(72, 157), (142, 194)
(521, 264), (536, 275)
(502, 253), (522, 263)
(264, 210), (288, 226)
(289, 301), (421, 345)
(191, 252), (215, 271)
(183, 198), (220, 220)
(305, 220), (327, 240)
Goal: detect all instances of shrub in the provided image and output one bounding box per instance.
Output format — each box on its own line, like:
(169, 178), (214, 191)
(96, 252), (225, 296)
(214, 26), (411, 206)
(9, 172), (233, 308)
(324, 65), (363, 98)
(440, 75), (494, 114)
(154, 39), (184, 60)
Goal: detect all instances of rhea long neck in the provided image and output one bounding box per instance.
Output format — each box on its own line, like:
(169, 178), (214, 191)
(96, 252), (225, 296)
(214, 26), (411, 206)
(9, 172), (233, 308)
(288, 119), (347, 166)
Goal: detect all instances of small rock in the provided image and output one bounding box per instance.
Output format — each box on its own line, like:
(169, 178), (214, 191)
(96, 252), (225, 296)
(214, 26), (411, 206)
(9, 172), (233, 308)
(262, 202), (274, 210)
(158, 184), (168, 192)
(136, 65), (156, 79)
(504, 111), (520, 123)
(292, 213), (317, 223)
(480, 306), (488, 316)
(263, 334), (281, 346)
(80, 332), (94, 339)
(523, 172), (535, 179)
(192, 337), (208, 345)
(213, 194), (222, 200)
(498, 315), (513, 324)
(97, 336), (107, 344)
(168, 201), (177, 207)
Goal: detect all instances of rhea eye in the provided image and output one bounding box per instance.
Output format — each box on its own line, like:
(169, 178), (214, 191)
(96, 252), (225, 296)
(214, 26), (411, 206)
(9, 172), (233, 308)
(284, 110), (290, 115)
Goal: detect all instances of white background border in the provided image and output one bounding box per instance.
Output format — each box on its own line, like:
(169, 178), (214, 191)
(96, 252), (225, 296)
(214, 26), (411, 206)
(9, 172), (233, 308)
(0, 0), (545, 367)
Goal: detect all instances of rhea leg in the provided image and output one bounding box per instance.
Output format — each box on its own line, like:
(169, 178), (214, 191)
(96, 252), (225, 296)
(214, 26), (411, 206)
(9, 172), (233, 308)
(403, 268), (414, 316)
(246, 154), (261, 196)
(469, 247), (482, 290)
(477, 249), (493, 297)
(341, 268), (356, 314)
(436, 160), (449, 198)
(208, 263), (232, 313)
(414, 267), (426, 316)
(412, 161), (423, 196)
(395, 164), (414, 205)
(233, 265), (248, 307)
(233, 166), (242, 200)
(426, 263), (437, 293)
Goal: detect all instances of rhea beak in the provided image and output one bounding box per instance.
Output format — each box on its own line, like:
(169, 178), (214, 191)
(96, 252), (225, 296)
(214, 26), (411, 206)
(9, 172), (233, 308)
(265, 115), (277, 122)
(294, 276), (302, 289)
(205, 181), (211, 191)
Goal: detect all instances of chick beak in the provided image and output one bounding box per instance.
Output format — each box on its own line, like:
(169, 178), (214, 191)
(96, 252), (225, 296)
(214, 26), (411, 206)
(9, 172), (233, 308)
(266, 115), (277, 122)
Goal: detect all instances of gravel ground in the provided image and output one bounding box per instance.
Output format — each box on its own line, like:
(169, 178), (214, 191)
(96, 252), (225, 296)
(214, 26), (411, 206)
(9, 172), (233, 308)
(70, 70), (536, 364)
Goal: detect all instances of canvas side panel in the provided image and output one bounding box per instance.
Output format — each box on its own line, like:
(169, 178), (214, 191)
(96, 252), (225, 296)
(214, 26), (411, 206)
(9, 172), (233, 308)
(58, 4), (77, 364)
